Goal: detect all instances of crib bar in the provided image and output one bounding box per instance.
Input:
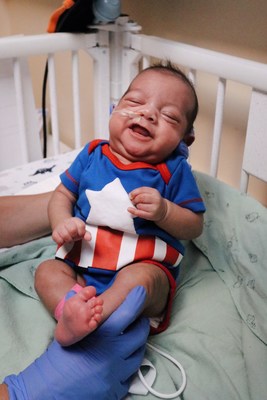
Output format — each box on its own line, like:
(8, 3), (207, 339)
(241, 90), (267, 186)
(47, 54), (60, 155)
(188, 69), (196, 85)
(131, 34), (267, 92)
(210, 78), (226, 177)
(0, 32), (100, 163)
(88, 46), (110, 139)
(142, 56), (150, 69)
(187, 69), (197, 162)
(121, 48), (141, 95)
(240, 171), (249, 193)
(110, 28), (124, 106)
(0, 33), (98, 60)
(71, 51), (82, 149)
(13, 58), (29, 163)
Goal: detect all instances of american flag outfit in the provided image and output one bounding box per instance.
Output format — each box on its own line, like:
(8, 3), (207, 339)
(55, 140), (205, 333)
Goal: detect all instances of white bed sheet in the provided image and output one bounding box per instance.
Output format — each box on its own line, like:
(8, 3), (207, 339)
(0, 149), (80, 196)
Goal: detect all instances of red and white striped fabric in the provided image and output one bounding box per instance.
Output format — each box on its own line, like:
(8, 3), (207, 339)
(56, 225), (183, 271)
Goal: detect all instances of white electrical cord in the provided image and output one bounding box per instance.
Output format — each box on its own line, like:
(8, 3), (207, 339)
(137, 342), (187, 399)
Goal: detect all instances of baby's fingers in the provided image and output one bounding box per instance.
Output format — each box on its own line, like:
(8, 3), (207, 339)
(52, 230), (65, 245)
(84, 230), (92, 241)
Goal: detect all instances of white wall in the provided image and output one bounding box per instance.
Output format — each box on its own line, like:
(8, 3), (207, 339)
(122, 1), (267, 62)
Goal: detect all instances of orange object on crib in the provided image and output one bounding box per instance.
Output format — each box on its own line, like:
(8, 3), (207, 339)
(47, 0), (94, 33)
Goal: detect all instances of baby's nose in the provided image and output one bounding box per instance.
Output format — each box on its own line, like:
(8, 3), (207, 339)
(139, 106), (157, 122)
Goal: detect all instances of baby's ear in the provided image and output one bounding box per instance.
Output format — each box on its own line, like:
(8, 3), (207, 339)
(183, 127), (195, 146)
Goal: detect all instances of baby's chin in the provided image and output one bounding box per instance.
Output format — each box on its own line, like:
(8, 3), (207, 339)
(109, 139), (165, 165)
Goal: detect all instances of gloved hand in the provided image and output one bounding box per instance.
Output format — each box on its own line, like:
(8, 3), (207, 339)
(4, 286), (149, 400)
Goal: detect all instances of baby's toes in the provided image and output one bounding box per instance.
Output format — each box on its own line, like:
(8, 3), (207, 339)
(93, 310), (103, 324)
(95, 304), (103, 317)
(80, 285), (97, 301)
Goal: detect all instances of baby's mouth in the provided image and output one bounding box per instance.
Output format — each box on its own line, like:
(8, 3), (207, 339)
(130, 123), (151, 137)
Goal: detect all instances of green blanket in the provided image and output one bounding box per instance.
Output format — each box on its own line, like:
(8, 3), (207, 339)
(1, 171), (267, 399)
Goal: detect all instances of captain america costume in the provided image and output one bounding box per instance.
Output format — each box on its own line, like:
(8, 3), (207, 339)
(55, 139), (205, 331)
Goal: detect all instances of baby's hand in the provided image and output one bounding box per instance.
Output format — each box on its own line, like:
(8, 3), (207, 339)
(128, 187), (167, 222)
(52, 217), (92, 245)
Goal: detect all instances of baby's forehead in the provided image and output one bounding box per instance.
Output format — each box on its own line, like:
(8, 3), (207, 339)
(127, 69), (194, 104)
(130, 69), (190, 91)
(132, 68), (172, 82)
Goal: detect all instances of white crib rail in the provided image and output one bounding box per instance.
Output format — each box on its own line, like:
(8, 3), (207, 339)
(130, 35), (267, 91)
(0, 32), (110, 167)
(12, 57), (32, 163)
(0, 25), (266, 196)
(240, 90), (267, 192)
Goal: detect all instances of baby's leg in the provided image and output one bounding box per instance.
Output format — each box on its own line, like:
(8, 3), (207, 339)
(99, 262), (170, 323)
(56, 262), (169, 345)
(54, 262), (168, 346)
(35, 259), (103, 346)
(35, 259), (85, 314)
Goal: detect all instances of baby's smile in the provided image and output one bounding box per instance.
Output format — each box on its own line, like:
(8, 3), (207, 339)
(130, 123), (151, 138)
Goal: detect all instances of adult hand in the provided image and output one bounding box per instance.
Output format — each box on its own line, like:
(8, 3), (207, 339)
(4, 286), (149, 400)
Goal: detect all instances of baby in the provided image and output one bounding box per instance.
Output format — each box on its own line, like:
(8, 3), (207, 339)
(35, 61), (205, 346)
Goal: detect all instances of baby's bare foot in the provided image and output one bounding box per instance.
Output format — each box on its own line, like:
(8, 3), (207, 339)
(55, 286), (103, 346)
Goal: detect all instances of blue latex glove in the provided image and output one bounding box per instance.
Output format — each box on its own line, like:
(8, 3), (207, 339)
(4, 286), (149, 400)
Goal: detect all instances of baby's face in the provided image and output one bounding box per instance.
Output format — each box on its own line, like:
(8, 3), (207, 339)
(109, 70), (193, 164)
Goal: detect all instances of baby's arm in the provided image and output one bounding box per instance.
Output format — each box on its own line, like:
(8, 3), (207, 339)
(49, 183), (91, 245)
(128, 187), (203, 240)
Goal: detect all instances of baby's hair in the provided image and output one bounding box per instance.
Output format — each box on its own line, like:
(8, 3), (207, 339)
(140, 60), (198, 134)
